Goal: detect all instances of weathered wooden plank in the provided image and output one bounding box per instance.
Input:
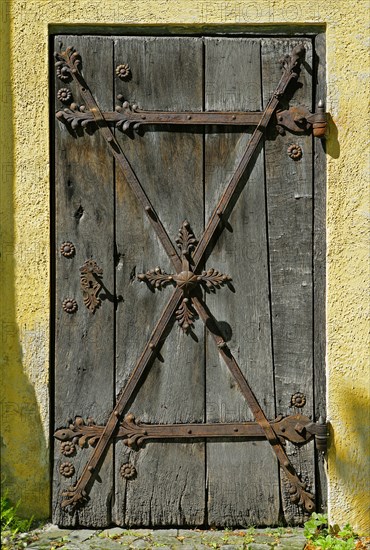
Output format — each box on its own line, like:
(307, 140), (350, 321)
(262, 37), (315, 525)
(313, 31), (327, 512)
(53, 36), (114, 527)
(113, 37), (205, 527)
(204, 37), (279, 527)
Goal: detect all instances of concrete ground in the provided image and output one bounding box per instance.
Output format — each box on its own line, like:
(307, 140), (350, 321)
(2, 524), (308, 550)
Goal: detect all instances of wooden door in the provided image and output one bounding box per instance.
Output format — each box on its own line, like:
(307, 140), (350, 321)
(53, 34), (326, 528)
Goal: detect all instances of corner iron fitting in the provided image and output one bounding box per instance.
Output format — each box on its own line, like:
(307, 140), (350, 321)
(276, 100), (328, 138)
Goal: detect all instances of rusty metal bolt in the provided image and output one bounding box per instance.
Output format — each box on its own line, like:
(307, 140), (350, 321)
(287, 144), (302, 160)
(116, 64), (131, 80)
(59, 461), (75, 478)
(120, 463), (136, 480)
(60, 241), (75, 258)
(62, 298), (78, 314)
(291, 392), (306, 408)
(57, 88), (73, 104)
(60, 441), (76, 457)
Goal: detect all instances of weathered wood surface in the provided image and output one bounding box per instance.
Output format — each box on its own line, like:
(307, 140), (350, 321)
(53, 36), (114, 527)
(53, 34), (326, 528)
(313, 31), (327, 512)
(113, 37), (205, 527)
(204, 37), (279, 527)
(262, 37), (315, 525)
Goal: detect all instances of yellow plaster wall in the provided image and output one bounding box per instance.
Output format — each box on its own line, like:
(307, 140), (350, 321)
(0, 0), (368, 532)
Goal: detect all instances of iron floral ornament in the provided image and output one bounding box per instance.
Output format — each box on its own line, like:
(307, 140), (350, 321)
(137, 221), (232, 332)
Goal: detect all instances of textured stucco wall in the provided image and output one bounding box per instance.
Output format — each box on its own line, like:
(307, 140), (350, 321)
(0, 0), (369, 532)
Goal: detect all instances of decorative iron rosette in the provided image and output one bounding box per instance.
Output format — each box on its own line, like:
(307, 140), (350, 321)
(57, 88), (73, 104)
(56, 63), (71, 82)
(60, 241), (75, 258)
(116, 64), (131, 80)
(287, 144), (302, 160)
(60, 462), (75, 478)
(291, 392), (306, 408)
(120, 463), (136, 480)
(62, 298), (78, 314)
(60, 441), (76, 457)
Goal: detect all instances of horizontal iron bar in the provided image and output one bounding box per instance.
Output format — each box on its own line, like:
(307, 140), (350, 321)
(56, 107), (263, 128)
(55, 413), (316, 449)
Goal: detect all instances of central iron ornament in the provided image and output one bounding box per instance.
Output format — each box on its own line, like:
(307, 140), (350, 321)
(137, 220), (231, 332)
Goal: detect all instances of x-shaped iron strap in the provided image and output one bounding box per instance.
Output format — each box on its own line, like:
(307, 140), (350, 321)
(55, 43), (314, 512)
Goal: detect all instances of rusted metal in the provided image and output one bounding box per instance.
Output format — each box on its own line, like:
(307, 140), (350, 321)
(53, 43), (327, 513)
(55, 413), (321, 449)
(287, 144), (303, 160)
(120, 463), (136, 479)
(60, 241), (75, 258)
(56, 102), (263, 132)
(62, 298), (78, 314)
(137, 221), (231, 331)
(115, 64), (131, 80)
(306, 416), (329, 453)
(79, 259), (103, 313)
(276, 101), (328, 138)
(59, 462), (75, 478)
(57, 88), (73, 104)
(291, 392), (306, 408)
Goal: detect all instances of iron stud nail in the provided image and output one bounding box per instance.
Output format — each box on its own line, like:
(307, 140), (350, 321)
(107, 136), (113, 143)
(187, 429), (192, 434)
(218, 340), (226, 349)
(149, 343), (155, 349)
(233, 428), (238, 432)
(216, 209), (222, 217)
(88, 466), (94, 472)
(145, 205), (152, 213)
(187, 115), (192, 120)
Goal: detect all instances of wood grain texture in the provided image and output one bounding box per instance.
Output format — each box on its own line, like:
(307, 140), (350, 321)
(313, 32), (327, 512)
(262, 37), (315, 525)
(112, 37), (205, 527)
(204, 38), (279, 527)
(52, 34), (326, 528)
(53, 36), (114, 527)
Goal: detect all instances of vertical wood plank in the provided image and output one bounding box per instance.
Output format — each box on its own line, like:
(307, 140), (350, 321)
(113, 37), (205, 527)
(53, 36), (114, 527)
(262, 37), (315, 525)
(313, 32), (327, 512)
(204, 38), (280, 527)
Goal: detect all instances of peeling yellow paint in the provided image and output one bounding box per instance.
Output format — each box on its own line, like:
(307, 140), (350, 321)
(0, 0), (369, 532)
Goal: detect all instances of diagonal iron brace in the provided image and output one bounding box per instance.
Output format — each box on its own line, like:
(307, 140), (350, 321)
(55, 43), (315, 512)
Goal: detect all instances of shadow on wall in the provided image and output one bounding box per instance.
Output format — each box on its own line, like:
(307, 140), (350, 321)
(0, 10), (49, 519)
(324, 113), (340, 159)
(328, 378), (370, 532)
